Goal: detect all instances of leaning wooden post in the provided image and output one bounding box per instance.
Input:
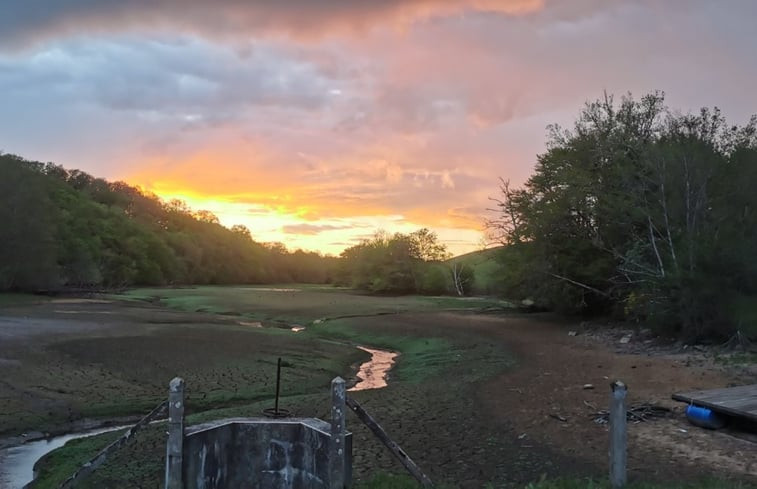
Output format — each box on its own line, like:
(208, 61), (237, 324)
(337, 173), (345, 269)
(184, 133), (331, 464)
(609, 380), (627, 488)
(345, 396), (434, 488)
(165, 377), (185, 489)
(329, 377), (347, 489)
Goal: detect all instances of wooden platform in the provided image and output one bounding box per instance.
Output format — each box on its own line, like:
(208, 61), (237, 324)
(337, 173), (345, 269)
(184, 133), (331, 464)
(672, 384), (757, 423)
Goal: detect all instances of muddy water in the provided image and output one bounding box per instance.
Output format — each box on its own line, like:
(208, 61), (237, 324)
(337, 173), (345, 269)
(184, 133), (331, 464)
(349, 346), (398, 392)
(0, 425), (127, 489)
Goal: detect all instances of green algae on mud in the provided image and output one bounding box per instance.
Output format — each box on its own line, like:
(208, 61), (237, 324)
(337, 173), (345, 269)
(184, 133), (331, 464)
(519, 478), (757, 489)
(26, 288), (517, 488)
(116, 285), (512, 324)
(0, 301), (365, 437)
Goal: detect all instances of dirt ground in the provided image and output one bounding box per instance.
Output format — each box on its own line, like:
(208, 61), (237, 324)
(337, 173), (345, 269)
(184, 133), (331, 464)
(0, 298), (365, 441)
(462, 313), (757, 484)
(1, 294), (755, 488)
(325, 312), (757, 487)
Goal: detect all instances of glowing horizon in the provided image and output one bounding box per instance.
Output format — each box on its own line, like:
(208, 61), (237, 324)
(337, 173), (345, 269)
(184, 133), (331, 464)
(135, 181), (487, 257)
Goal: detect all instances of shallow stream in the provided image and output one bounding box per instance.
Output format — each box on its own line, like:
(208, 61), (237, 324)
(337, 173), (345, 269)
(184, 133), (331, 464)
(349, 346), (398, 391)
(0, 343), (397, 488)
(0, 425), (128, 489)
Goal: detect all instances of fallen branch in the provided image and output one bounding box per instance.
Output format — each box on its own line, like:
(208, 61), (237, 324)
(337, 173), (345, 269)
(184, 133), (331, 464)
(591, 402), (671, 425)
(548, 273), (610, 297)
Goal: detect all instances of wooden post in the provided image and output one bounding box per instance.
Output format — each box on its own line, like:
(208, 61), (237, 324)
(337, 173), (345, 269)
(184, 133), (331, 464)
(165, 377), (185, 489)
(609, 380), (627, 488)
(329, 377), (347, 489)
(345, 396), (434, 488)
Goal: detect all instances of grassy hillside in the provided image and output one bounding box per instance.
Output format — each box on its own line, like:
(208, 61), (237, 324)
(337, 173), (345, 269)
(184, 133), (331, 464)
(0, 153), (338, 292)
(447, 246), (503, 295)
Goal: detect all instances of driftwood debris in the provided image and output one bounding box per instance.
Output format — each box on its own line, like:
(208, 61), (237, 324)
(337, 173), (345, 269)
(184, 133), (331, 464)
(592, 402), (671, 425)
(345, 396), (434, 488)
(721, 330), (754, 352)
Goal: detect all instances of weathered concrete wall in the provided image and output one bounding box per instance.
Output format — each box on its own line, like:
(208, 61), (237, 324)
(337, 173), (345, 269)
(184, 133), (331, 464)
(183, 418), (352, 489)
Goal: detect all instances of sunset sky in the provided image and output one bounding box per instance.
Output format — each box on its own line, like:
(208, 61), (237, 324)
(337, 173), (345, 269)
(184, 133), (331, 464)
(1, 1), (756, 256)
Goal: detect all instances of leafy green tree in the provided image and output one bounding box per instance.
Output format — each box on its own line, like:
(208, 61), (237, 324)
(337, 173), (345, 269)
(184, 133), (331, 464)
(0, 153), (339, 291)
(337, 229), (451, 294)
(490, 92), (757, 339)
(0, 154), (59, 290)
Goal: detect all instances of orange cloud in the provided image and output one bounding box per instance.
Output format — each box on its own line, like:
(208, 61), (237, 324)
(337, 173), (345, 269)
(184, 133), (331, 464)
(1, 0), (544, 49)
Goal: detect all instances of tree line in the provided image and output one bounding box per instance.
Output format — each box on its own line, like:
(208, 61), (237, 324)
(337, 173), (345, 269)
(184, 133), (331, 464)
(0, 153), (336, 291)
(489, 92), (757, 340)
(0, 153), (473, 296)
(335, 229), (474, 295)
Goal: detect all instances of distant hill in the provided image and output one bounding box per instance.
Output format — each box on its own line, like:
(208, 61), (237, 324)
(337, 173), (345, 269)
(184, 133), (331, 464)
(447, 246), (503, 295)
(0, 153), (335, 292)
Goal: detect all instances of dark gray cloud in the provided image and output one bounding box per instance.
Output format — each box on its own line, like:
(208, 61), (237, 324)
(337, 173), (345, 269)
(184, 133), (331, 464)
(0, 35), (346, 174)
(0, 0), (542, 49)
(0, 38), (335, 113)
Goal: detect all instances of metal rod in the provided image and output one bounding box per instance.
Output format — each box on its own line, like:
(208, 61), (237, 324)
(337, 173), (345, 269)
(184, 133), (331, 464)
(275, 357), (282, 414)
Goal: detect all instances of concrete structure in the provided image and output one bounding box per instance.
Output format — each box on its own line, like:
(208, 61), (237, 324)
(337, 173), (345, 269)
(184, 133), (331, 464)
(165, 377), (352, 489)
(182, 418), (352, 489)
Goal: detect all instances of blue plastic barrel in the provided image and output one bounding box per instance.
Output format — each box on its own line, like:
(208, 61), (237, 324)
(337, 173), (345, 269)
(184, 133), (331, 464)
(685, 405), (727, 429)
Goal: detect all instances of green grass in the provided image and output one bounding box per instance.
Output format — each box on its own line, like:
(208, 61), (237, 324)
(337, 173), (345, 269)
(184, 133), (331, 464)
(0, 292), (49, 307)
(307, 319), (455, 384)
(448, 247), (503, 295)
(31, 429), (126, 489)
(357, 473), (424, 489)
(116, 285), (512, 325)
(516, 478), (757, 489)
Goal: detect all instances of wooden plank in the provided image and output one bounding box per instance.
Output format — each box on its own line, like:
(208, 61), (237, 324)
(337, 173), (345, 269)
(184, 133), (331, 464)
(59, 400), (167, 489)
(345, 396), (434, 488)
(672, 384), (757, 423)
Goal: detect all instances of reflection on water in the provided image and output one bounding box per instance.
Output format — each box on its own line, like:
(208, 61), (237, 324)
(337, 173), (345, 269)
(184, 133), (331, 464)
(0, 425), (127, 489)
(349, 347), (398, 392)
(240, 288), (300, 292)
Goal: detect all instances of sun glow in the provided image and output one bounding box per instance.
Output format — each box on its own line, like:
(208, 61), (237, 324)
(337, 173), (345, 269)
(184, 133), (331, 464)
(136, 181), (485, 257)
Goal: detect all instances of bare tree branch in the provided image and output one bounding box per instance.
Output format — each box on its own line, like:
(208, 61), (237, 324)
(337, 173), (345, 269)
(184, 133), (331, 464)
(548, 273), (610, 297)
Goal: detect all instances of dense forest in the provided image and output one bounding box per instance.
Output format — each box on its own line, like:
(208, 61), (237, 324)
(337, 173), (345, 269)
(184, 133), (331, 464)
(0, 153), (337, 291)
(0, 153), (467, 296)
(489, 92), (757, 339)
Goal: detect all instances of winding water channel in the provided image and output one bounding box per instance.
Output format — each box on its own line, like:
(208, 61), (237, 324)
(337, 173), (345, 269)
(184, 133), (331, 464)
(0, 344), (397, 488)
(349, 346), (398, 391)
(0, 425), (128, 489)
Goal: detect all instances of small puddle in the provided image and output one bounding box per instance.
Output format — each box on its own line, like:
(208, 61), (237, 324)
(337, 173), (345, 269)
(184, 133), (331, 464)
(240, 288), (300, 292)
(0, 425), (128, 489)
(349, 347), (398, 392)
(49, 299), (113, 304)
(53, 310), (114, 314)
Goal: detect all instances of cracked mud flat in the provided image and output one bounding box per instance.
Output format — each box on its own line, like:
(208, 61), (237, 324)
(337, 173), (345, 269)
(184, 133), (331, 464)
(1, 298), (755, 488)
